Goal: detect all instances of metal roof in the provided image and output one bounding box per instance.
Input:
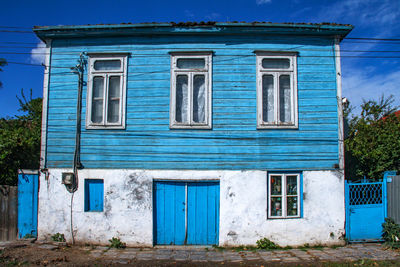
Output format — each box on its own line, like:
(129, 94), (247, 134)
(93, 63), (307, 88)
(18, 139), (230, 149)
(33, 21), (354, 42)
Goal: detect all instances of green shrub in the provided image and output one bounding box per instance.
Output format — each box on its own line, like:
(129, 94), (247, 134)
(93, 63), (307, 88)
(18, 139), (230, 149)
(256, 238), (280, 250)
(51, 233), (66, 242)
(108, 237), (126, 249)
(382, 218), (400, 249)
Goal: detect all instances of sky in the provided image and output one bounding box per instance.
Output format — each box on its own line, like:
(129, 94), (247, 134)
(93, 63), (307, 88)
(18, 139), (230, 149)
(0, 0), (399, 117)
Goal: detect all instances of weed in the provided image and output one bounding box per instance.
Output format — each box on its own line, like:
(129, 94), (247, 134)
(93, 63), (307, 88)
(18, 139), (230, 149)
(51, 233), (66, 242)
(108, 237), (126, 249)
(256, 238), (280, 250)
(382, 217), (400, 249)
(23, 233), (36, 239)
(212, 245), (225, 251)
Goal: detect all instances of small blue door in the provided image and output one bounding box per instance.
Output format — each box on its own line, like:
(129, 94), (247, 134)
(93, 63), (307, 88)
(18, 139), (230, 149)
(346, 178), (387, 241)
(18, 171), (39, 238)
(154, 181), (219, 245)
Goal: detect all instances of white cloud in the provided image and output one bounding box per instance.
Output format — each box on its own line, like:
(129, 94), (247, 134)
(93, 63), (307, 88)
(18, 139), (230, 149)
(30, 42), (46, 65)
(184, 10), (195, 19)
(342, 65), (400, 113)
(256, 0), (272, 5)
(205, 12), (221, 20)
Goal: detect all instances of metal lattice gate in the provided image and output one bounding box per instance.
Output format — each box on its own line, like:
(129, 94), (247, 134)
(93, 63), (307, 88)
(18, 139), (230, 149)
(345, 176), (387, 242)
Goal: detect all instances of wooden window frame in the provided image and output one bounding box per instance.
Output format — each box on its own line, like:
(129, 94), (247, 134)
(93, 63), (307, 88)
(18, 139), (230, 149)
(86, 54), (128, 129)
(268, 173), (301, 219)
(256, 52), (298, 129)
(169, 52), (212, 129)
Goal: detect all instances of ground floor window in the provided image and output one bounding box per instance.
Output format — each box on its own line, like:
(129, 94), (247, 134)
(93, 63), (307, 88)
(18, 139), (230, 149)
(268, 173), (301, 219)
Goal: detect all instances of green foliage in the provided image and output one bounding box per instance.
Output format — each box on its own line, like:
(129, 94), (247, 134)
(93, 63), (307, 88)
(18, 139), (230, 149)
(0, 89), (42, 185)
(23, 233), (36, 239)
(256, 238), (279, 250)
(345, 95), (400, 180)
(108, 237), (126, 249)
(382, 218), (400, 249)
(51, 233), (66, 242)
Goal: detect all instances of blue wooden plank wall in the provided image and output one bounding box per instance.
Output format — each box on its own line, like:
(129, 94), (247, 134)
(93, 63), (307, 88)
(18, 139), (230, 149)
(46, 34), (339, 170)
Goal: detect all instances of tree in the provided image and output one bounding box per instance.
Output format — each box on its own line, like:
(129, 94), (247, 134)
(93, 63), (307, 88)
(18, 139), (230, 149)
(0, 58), (7, 88)
(0, 90), (42, 185)
(345, 95), (400, 180)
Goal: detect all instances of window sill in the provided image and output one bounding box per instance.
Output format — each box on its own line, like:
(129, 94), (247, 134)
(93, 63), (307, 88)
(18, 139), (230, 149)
(86, 124), (126, 130)
(257, 124), (298, 129)
(170, 124), (212, 130)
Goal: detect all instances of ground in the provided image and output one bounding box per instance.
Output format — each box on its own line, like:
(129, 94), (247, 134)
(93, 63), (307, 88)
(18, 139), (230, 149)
(1, 241), (400, 266)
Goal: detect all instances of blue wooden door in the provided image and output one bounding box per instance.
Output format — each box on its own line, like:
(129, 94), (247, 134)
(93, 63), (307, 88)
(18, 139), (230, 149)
(154, 181), (219, 245)
(17, 171), (39, 238)
(154, 181), (186, 245)
(187, 182), (219, 245)
(345, 178), (387, 241)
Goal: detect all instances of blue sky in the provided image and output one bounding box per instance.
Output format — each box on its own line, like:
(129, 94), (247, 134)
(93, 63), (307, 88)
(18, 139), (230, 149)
(0, 0), (399, 117)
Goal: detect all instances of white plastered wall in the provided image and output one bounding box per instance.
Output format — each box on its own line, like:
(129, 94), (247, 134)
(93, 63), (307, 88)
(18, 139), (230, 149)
(38, 169), (345, 246)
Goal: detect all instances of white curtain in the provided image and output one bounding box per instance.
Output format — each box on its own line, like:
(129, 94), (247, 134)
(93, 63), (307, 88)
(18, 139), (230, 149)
(176, 75), (188, 123)
(193, 75), (205, 123)
(279, 75), (291, 123)
(262, 75), (274, 123)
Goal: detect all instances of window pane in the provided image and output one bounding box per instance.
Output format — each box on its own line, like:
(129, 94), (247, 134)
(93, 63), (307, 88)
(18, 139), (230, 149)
(262, 58), (290, 69)
(286, 175), (298, 195)
(271, 197), (282, 216)
(270, 175), (282, 195)
(279, 75), (292, 123)
(107, 100), (120, 123)
(107, 76), (120, 123)
(91, 77), (104, 123)
(287, 196), (298, 216)
(177, 58), (205, 69)
(193, 75), (206, 123)
(108, 76), (121, 98)
(92, 77), (104, 98)
(176, 75), (188, 123)
(94, 60), (121, 71)
(262, 75), (274, 123)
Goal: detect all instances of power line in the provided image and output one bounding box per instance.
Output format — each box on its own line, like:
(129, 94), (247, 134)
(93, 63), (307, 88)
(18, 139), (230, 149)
(346, 37), (400, 41)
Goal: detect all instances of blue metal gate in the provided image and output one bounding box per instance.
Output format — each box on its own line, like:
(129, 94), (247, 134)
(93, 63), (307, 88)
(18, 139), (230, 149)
(17, 170), (39, 238)
(153, 181), (220, 245)
(345, 176), (387, 242)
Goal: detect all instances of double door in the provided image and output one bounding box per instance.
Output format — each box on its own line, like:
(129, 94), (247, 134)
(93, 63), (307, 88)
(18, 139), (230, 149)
(154, 181), (219, 245)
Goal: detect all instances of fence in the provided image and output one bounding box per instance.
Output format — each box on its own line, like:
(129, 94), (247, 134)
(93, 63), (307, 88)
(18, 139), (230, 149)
(0, 185), (18, 241)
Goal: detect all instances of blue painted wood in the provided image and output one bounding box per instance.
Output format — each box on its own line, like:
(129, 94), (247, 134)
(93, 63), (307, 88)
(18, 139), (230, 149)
(187, 182), (219, 245)
(154, 181), (185, 245)
(17, 172), (38, 238)
(346, 179), (386, 241)
(84, 179), (104, 212)
(45, 34), (340, 170)
(154, 181), (219, 245)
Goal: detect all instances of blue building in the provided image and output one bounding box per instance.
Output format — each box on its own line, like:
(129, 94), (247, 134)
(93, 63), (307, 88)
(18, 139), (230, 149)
(34, 22), (353, 246)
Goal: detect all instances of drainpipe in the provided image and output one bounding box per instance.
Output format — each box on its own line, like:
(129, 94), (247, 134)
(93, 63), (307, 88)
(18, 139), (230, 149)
(69, 53), (86, 244)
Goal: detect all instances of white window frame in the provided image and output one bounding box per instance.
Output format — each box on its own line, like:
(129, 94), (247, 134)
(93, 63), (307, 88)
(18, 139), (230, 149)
(169, 52), (212, 129)
(268, 173), (300, 219)
(256, 51), (298, 129)
(86, 53), (128, 129)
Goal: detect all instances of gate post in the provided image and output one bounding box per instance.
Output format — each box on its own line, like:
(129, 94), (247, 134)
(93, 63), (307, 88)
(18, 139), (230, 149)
(345, 180), (350, 240)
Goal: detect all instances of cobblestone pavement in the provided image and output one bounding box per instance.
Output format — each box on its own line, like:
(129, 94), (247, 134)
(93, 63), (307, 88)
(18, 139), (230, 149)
(1, 241), (400, 265)
(88, 243), (400, 264)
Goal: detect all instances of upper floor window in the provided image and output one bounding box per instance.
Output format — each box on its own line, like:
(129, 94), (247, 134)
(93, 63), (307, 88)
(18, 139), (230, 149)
(86, 54), (128, 129)
(256, 52), (298, 129)
(170, 52), (212, 129)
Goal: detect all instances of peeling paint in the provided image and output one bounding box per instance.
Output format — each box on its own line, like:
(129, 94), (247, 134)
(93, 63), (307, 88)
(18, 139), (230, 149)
(37, 169), (345, 247)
